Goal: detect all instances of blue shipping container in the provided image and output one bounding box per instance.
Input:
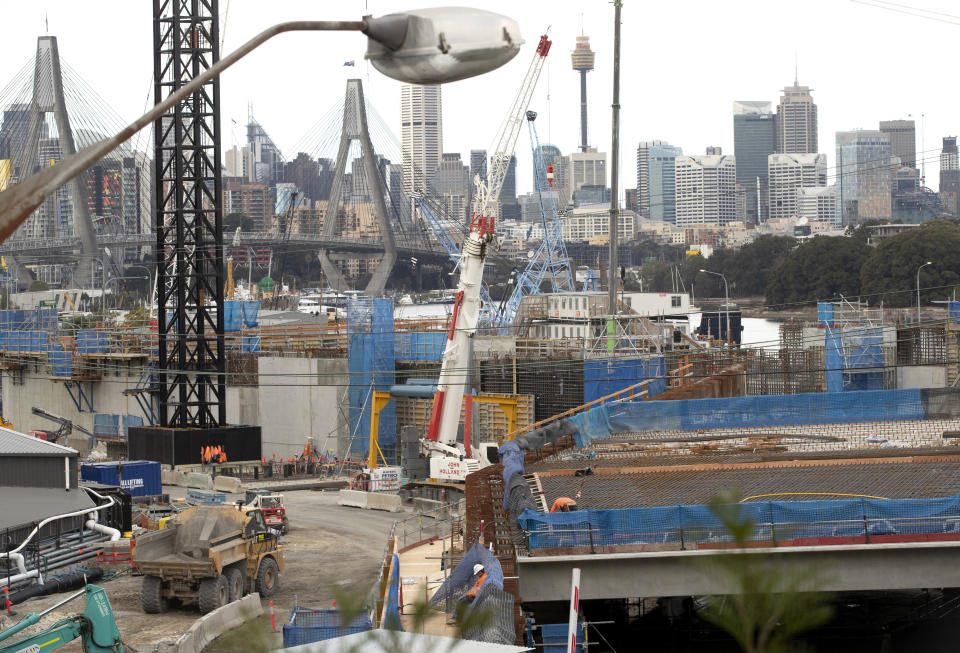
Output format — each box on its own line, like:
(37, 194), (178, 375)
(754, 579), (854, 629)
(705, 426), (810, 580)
(80, 460), (162, 497)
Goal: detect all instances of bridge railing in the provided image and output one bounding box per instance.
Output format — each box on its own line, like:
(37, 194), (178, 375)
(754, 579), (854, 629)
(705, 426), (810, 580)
(519, 505), (960, 552)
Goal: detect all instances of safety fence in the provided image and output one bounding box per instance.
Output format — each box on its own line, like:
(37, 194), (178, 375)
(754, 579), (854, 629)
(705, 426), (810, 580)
(569, 388), (945, 447)
(517, 493), (960, 551)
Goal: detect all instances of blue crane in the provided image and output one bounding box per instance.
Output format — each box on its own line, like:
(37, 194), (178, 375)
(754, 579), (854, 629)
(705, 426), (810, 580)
(497, 110), (575, 329)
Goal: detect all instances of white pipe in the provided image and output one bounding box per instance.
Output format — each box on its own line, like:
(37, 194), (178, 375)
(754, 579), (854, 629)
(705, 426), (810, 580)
(0, 570), (39, 588)
(0, 487), (117, 583)
(85, 511), (121, 542)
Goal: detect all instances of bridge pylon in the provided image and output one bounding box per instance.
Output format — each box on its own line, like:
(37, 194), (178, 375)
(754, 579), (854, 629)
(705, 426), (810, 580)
(317, 79), (396, 298)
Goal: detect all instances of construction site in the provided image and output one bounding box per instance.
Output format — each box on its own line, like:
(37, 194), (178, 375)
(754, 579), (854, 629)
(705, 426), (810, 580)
(4, 2), (960, 653)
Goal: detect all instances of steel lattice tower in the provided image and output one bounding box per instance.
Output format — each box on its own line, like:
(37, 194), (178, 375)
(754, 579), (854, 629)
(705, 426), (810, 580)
(152, 0), (225, 427)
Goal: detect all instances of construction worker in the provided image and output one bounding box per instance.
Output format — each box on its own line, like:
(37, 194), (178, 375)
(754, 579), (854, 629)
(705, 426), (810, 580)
(462, 564), (488, 606)
(550, 497), (578, 513)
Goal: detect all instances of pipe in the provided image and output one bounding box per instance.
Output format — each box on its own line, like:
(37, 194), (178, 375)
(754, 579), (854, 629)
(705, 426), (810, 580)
(85, 519), (121, 542)
(0, 487), (116, 583)
(0, 571), (39, 588)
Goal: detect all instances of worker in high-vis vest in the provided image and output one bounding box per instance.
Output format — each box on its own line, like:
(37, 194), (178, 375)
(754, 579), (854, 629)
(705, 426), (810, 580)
(550, 496), (578, 512)
(463, 564), (488, 604)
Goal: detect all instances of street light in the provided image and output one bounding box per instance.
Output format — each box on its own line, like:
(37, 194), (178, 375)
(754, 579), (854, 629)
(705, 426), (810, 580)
(917, 261), (932, 325)
(0, 9), (522, 242)
(699, 269), (731, 346)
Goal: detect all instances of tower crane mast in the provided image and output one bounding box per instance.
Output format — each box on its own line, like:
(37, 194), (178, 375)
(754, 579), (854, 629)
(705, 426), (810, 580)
(422, 34), (551, 477)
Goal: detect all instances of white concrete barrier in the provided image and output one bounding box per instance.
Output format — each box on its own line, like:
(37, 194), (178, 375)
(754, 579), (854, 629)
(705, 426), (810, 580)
(212, 475), (242, 493)
(338, 489), (368, 509)
(183, 472), (213, 490)
(162, 470), (184, 486)
(365, 492), (402, 513)
(174, 593), (262, 653)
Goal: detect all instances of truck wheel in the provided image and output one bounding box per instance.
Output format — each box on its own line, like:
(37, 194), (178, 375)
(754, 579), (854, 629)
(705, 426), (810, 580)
(141, 575), (168, 614)
(255, 557), (279, 597)
(225, 566), (245, 602)
(199, 575), (229, 614)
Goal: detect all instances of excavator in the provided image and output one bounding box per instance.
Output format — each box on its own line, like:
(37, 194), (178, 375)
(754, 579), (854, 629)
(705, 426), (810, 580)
(29, 407), (94, 443)
(0, 584), (124, 653)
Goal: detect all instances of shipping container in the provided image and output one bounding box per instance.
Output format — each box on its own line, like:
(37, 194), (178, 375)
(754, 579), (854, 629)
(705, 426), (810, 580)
(80, 460), (162, 497)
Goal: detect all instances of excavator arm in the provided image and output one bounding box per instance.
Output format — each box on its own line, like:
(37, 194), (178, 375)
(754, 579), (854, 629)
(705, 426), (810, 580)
(0, 585), (123, 653)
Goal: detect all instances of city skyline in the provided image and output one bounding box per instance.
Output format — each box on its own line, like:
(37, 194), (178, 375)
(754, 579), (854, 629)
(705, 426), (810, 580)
(2, 0), (957, 199)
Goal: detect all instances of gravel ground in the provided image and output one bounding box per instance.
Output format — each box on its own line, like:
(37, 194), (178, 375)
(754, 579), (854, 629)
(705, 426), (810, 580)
(0, 485), (402, 652)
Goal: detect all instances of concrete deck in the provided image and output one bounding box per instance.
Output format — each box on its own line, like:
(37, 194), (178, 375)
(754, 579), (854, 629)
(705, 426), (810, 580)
(397, 535), (457, 637)
(517, 540), (960, 602)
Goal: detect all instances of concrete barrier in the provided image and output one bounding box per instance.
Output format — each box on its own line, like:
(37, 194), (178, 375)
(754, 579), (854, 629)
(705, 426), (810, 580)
(212, 475), (242, 493)
(413, 497), (449, 519)
(162, 470), (185, 486)
(338, 489), (368, 509)
(183, 472), (213, 490)
(174, 593), (262, 653)
(365, 492), (402, 513)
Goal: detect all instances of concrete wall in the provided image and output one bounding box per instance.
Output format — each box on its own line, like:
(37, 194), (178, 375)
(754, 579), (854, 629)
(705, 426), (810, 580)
(897, 365), (946, 389)
(2, 362), (144, 452)
(256, 356), (349, 459)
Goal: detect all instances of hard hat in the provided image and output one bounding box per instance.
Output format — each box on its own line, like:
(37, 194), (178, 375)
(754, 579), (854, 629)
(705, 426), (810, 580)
(473, 564), (484, 575)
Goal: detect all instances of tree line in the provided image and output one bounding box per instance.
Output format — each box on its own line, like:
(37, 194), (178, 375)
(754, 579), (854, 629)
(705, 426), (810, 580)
(634, 219), (960, 309)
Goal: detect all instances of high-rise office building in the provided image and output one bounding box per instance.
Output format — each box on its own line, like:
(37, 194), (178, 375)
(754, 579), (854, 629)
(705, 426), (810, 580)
(705, 146), (723, 156)
(733, 101), (776, 224)
(940, 136), (960, 216)
(431, 152), (471, 224)
(536, 143), (562, 188)
(879, 119), (916, 170)
(500, 155), (521, 220)
(401, 84), (442, 195)
(469, 149), (487, 184)
(648, 144), (683, 223)
(767, 153), (827, 220)
(246, 118), (284, 186)
(636, 140), (667, 218)
(776, 79), (818, 154)
(674, 154), (737, 227)
(836, 130), (892, 225)
(797, 185), (838, 223)
(569, 148), (606, 194)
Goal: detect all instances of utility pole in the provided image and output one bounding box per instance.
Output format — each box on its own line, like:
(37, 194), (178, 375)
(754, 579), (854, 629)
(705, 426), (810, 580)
(607, 0), (622, 316)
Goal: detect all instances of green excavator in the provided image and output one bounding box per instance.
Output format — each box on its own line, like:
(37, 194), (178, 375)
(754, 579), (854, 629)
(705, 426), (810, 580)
(0, 585), (123, 653)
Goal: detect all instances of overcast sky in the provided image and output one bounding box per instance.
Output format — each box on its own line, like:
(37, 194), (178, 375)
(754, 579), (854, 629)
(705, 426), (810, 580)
(3, 0), (958, 196)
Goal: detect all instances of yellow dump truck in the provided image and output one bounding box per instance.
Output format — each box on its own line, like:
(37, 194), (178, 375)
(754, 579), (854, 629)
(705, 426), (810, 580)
(134, 505), (284, 614)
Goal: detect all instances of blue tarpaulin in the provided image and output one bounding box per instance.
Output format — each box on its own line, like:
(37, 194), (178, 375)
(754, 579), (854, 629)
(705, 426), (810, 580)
(584, 357), (666, 403)
(348, 298), (396, 459)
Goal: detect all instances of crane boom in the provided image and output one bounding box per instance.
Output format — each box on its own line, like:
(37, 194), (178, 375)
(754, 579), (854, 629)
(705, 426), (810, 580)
(425, 34), (551, 459)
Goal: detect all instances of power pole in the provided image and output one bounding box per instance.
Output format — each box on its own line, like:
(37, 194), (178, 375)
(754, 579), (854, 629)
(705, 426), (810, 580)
(607, 1), (622, 316)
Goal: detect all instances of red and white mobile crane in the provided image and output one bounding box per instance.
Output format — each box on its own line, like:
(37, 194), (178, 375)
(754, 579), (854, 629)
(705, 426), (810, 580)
(420, 34), (552, 482)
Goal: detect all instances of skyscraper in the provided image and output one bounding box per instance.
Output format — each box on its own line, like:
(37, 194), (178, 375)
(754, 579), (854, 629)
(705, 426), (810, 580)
(500, 155), (520, 220)
(469, 149), (487, 184)
(767, 153), (827, 220)
(536, 143), (562, 189)
(836, 130), (892, 225)
(401, 84), (442, 195)
(733, 101), (776, 224)
(940, 136), (960, 216)
(636, 140), (666, 218)
(879, 119), (916, 170)
(431, 152), (471, 224)
(568, 148), (606, 194)
(648, 143), (683, 223)
(776, 79), (818, 154)
(674, 154), (737, 227)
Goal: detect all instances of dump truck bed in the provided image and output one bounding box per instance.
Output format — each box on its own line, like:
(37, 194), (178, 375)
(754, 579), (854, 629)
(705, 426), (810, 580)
(134, 506), (250, 579)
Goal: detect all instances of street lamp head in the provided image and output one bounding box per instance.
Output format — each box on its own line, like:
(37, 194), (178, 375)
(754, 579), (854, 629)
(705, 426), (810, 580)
(926, 261), (933, 265)
(699, 268), (706, 273)
(364, 8), (522, 84)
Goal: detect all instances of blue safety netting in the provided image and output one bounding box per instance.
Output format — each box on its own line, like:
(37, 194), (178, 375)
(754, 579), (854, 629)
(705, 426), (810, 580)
(0, 308), (57, 330)
(429, 542), (504, 607)
(825, 326), (885, 392)
(817, 301), (835, 327)
(49, 349), (71, 377)
(76, 329), (108, 354)
(542, 623), (585, 653)
(584, 357), (666, 403)
(394, 331), (446, 361)
(569, 388), (925, 447)
(0, 330), (51, 352)
(348, 298), (395, 459)
(951, 301), (960, 326)
(518, 493), (960, 550)
(223, 300), (260, 331)
(382, 552), (403, 631)
(282, 608), (372, 647)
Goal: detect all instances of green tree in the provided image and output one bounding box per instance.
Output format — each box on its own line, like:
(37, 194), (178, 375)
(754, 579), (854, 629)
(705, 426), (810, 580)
(765, 236), (870, 308)
(860, 219), (960, 307)
(725, 236), (797, 297)
(29, 279), (50, 292)
(696, 490), (834, 653)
